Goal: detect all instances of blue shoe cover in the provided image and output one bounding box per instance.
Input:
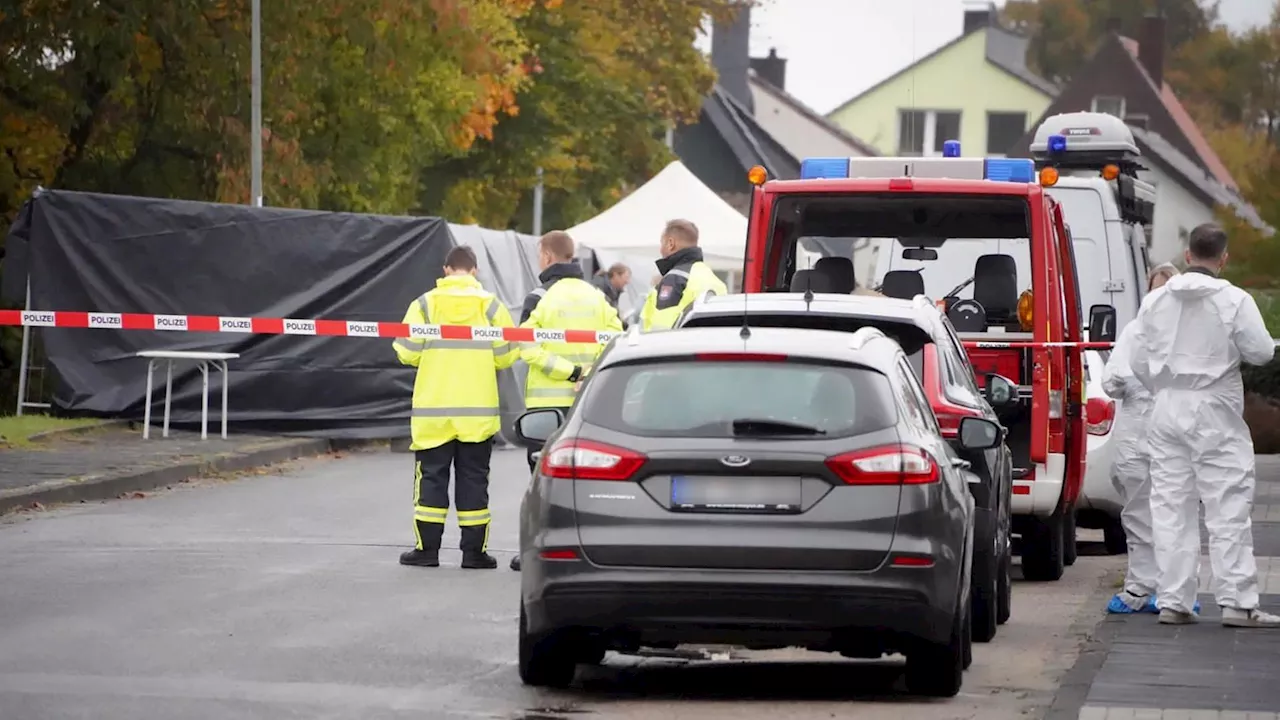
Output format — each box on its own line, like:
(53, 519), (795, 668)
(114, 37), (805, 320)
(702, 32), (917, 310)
(1108, 593), (1147, 614)
(1144, 595), (1201, 614)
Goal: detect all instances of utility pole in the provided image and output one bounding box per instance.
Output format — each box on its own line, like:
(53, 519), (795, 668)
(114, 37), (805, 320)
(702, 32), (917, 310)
(250, 0), (263, 207)
(532, 167), (544, 236)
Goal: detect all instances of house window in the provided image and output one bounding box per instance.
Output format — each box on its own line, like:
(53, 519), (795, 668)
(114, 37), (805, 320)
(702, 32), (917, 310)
(1091, 95), (1126, 118)
(986, 112), (1027, 156)
(898, 109), (963, 156)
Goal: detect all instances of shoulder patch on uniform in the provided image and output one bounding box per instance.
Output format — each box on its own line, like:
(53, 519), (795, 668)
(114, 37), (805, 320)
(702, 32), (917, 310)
(658, 285), (674, 301)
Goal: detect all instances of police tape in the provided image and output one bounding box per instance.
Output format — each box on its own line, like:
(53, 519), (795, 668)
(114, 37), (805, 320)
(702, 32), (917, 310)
(0, 309), (621, 344)
(0, 310), (1132, 348)
(962, 341), (1116, 350)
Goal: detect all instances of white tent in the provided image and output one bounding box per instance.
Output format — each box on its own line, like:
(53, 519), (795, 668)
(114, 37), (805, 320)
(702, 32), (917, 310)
(569, 161), (747, 274)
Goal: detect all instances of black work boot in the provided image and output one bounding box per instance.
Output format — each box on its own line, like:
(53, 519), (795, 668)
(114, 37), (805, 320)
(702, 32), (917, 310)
(510, 555), (522, 571)
(461, 552), (498, 569)
(399, 549), (439, 567)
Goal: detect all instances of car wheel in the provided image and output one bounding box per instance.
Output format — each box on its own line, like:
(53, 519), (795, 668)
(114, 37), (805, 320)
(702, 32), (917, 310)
(904, 601), (965, 698)
(1021, 512), (1065, 582)
(962, 604), (973, 670)
(518, 603), (578, 688)
(971, 519), (999, 643)
(1063, 509), (1078, 566)
(996, 544), (1013, 625)
(1103, 520), (1128, 555)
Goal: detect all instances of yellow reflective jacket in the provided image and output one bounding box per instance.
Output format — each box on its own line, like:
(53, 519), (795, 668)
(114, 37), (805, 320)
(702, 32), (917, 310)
(392, 274), (518, 451)
(641, 246), (728, 332)
(519, 262), (623, 408)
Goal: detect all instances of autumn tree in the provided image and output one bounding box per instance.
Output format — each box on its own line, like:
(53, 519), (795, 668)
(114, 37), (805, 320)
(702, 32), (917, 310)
(1001, 0), (1218, 85)
(417, 0), (744, 230)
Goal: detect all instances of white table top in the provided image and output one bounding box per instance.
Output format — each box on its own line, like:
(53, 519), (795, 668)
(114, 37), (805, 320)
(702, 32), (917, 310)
(137, 351), (240, 361)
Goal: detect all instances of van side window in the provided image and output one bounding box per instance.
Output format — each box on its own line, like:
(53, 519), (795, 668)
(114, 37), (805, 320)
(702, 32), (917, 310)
(898, 359), (940, 435)
(940, 320), (983, 399)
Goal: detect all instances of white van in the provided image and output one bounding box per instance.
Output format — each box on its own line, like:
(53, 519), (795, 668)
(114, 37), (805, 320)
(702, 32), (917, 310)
(1031, 112), (1159, 552)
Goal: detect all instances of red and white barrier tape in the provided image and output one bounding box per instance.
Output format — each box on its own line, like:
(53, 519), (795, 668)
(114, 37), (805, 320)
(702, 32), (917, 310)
(0, 310), (621, 344)
(964, 341), (1115, 350)
(0, 310), (1130, 349)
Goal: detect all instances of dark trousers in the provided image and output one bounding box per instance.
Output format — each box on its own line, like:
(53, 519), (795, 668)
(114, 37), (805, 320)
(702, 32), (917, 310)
(413, 438), (493, 553)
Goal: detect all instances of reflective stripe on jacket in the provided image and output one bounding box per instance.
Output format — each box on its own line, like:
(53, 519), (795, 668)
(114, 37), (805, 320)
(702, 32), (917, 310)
(392, 274), (518, 450)
(521, 267), (623, 409)
(641, 246), (727, 332)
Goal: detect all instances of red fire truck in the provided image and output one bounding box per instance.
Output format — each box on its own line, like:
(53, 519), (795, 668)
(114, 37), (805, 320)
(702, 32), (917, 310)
(740, 151), (1095, 581)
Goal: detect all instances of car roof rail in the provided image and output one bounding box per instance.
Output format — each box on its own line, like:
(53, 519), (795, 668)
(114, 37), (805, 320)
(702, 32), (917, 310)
(624, 323), (644, 346)
(848, 326), (887, 351)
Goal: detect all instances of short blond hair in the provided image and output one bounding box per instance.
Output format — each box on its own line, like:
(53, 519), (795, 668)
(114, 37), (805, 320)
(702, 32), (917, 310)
(1148, 262), (1178, 291)
(663, 219), (699, 247)
(539, 231), (575, 261)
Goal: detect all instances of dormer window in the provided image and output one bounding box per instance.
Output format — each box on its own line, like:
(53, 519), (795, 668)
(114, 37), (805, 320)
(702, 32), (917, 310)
(1091, 95), (1126, 118)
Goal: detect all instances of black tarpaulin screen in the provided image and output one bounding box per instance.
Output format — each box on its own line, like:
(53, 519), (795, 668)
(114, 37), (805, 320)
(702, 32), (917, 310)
(1, 190), (544, 440)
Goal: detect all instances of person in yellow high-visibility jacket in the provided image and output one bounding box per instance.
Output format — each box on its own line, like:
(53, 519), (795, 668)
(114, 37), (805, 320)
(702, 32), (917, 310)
(640, 219), (728, 332)
(392, 245), (518, 570)
(510, 230), (622, 571)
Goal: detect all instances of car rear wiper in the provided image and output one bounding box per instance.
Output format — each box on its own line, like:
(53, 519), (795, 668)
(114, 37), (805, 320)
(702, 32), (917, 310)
(731, 418), (827, 436)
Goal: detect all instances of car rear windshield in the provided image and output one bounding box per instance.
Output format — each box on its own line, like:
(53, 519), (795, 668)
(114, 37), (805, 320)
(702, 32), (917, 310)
(680, 312), (931, 384)
(581, 360), (897, 439)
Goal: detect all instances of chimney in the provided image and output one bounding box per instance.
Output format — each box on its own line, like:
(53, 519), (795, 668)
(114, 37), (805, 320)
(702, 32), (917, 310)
(750, 48), (787, 90)
(711, 2), (753, 112)
(1138, 14), (1166, 88)
(963, 2), (995, 34)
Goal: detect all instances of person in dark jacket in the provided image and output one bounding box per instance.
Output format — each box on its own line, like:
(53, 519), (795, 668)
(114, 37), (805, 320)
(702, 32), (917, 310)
(591, 263), (631, 311)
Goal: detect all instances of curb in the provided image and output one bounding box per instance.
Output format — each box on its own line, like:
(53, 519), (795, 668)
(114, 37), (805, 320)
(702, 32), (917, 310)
(1042, 567), (1127, 720)
(0, 437), (377, 516)
(23, 419), (131, 443)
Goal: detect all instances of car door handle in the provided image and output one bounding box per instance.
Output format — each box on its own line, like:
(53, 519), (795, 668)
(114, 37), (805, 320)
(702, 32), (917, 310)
(953, 459), (973, 472)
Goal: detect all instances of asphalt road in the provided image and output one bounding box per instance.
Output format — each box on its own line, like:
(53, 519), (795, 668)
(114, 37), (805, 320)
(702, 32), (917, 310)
(0, 447), (1123, 720)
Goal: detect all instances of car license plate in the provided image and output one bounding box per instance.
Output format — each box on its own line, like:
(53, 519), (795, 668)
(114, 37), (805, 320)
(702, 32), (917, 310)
(670, 476), (802, 513)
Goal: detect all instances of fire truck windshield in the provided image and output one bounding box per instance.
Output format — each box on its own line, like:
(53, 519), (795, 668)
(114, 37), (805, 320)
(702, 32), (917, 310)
(762, 193), (1035, 331)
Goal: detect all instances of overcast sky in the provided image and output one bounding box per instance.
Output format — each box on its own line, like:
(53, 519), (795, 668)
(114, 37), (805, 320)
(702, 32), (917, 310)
(709, 0), (1274, 115)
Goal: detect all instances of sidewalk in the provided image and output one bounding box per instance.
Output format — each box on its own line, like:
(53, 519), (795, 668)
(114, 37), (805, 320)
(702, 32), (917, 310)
(1051, 455), (1280, 719)
(0, 423), (354, 514)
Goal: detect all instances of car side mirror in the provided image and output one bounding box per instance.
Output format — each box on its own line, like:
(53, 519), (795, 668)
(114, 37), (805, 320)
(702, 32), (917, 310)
(1088, 304), (1117, 343)
(984, 373), (1018, 408)
(513, 408), (565, 449)
(958, 416), (1003, 451)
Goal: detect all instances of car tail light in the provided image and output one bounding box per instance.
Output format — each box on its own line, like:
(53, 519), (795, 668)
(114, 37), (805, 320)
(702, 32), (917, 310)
(540, 439), (646, 481)
(1086, 396), (1115, 436)
(891, 554), (935, 568)
(539, 549), (581, 561)
(825, 445), (940, 485)
(934, 404), (982, 440)
(694, 352), (788, 362)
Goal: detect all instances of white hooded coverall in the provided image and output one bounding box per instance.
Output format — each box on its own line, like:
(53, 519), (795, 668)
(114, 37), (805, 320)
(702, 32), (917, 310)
(1101, 321), (1158, 600)
(1130, 270), (1275, 614)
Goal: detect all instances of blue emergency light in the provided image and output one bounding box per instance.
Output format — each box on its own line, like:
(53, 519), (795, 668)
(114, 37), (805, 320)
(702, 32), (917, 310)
(798, 157), (850, 180)
(983, 158), (1036, 183)
(942, 140), (961, 158)
(799, 156), (1036, 183)
(1047, 134), (1068, 153)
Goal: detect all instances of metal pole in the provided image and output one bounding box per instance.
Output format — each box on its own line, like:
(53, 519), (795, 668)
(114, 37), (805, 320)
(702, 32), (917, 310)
(665, 125), (675, 150)
(15, 277), (31, 416)
(532, 167), (544, 236)
(250, 0), (263, 207)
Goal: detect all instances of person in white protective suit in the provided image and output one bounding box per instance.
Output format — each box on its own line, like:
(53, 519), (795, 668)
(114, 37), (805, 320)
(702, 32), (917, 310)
(1130, 223), (1280, 627)
(1102, 263), (1181, 614)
